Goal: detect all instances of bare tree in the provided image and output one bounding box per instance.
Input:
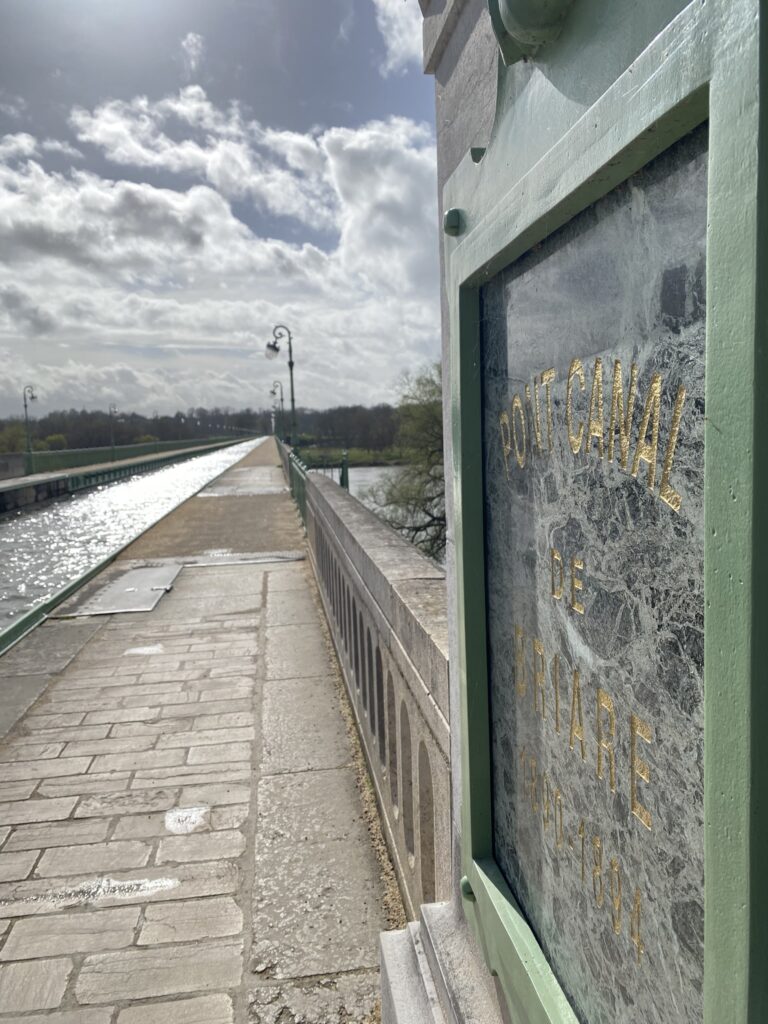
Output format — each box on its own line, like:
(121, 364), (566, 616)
(365, 363), (445, 562)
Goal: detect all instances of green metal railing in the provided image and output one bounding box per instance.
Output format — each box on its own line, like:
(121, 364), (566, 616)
(288, 450), (308, 524)
(279, 440), (348, 526)
(23, 437), (239, 476)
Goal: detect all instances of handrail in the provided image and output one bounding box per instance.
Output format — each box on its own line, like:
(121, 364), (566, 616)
(19, 436), (254, 476)
(288, 450), (308, 523)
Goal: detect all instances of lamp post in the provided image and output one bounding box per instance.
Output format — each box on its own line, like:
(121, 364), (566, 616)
(265, 324), (296, 443)
(269, 381), (285, 439)
(22, 384), (37, 472)
(22, 385), (36, 454)
(108, 404), (118, 462)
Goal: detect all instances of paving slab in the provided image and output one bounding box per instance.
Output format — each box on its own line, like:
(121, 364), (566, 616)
(261, 675), (350, 774)
(76, 937), (242, 1002)
(0, 851), (39, 883)
(264, 623), (334, 680)
(0, 860), (239, 918)
(1, 1011), (113, 1024)
(138, 895), (242, 944)
(4, 818), (110, 851)
(265, 587), (320, 627)
(0, 906), (140, 959)
(36, 839), (152, 877)
(252, 834), (386, 978)
(0, 956), (73, 1011)
(257, 769), (367, 845)
(247, 972), (380, 1024)
(118, 993), (234, 1024)
(0, 676), (55, 742)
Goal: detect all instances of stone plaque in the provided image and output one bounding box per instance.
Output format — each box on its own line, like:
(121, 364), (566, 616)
(481, 126), (707, 1024)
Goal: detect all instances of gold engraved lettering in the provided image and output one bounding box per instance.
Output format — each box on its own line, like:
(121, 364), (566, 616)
(542, 773), (552, 828)
(533, 638), (546, 718)
(569, 668), (586, 761)
(515, 626), (527, 697)
(608, 360), (638, 469)
(592, 836), (604, 907)
(630, 714), (653, 830)
(610, 858), (622, 934)
(499, 411), (512, 480)
(630, 889), (645, 963)
(570, 557), (585, 615)
(511, 394), (527, 469)
(541, 368), (556, 451)
(596, 688), (617, 792)
(552, 654), (561, 733)
(527, 382), (543, 453)
(566, 358), (586, 455)
(551, 547), (564, 600)
(587, 357), (605, 457)
(555, 791), (565, 848)
(528, 755), (539, 811)
(631, 373), (662, 491)
(659, 384), (686, 513)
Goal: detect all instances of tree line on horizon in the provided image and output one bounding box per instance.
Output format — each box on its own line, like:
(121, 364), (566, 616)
(0, 369), (446, 561)
(0, 403), (400, 454)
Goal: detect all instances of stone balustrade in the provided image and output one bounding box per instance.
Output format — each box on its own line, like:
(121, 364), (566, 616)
(278, 441), (450, 916)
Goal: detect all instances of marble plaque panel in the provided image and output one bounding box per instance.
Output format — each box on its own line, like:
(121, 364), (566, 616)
(481, 125), (707, 1024)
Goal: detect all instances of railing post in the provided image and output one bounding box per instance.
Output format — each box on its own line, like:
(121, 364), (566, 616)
(340, 450), (349, 491)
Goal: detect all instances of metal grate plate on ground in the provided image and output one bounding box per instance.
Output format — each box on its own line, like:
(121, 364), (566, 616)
(69, 566), (181, 616)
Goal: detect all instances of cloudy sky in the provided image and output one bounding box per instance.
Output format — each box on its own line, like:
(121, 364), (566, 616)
(0, 0), (436, 416)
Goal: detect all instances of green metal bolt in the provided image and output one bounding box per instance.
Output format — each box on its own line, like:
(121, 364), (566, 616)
(443, 208), (464, 237)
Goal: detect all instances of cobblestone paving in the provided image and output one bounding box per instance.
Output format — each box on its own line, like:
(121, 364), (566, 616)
(0, 442), (389, 1022)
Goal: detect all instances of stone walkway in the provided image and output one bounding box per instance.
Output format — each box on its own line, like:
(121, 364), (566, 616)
(0, 439), (395, 1022)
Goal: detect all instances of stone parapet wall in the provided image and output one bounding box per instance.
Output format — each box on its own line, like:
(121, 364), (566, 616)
(284, 452), (451, 918)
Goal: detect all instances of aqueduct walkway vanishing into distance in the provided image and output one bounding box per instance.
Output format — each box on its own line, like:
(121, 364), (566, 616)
(0, 436), (450, 1022)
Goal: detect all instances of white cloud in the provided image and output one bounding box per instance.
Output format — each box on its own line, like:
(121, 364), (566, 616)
(180, 32), (205, 79)
(0, 133), (37, 161)
(371, 0), (423, 76)
(0, 285), (55, 335)
(41, 139), (83, 159)
(0, 87), (439, 415)
(70, 88), (338, 229)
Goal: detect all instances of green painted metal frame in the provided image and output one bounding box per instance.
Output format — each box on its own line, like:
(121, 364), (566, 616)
(288, 449), (309, 524)
(444, 1), (767, 1021)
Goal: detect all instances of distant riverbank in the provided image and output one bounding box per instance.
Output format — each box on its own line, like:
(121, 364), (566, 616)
(296, 446), (404, 469)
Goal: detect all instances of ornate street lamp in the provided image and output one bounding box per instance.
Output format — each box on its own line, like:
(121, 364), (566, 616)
(265, 324), (296, 443)
(22, 384), (37, 456)
(269, 380), (285, 439)
(108, 404), (118, 461)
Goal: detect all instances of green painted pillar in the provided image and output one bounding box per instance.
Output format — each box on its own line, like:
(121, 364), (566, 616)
(392, 1), (768, 1023)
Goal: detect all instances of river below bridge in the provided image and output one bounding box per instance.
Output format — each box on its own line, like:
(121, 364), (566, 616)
(0, 438), (262, 630)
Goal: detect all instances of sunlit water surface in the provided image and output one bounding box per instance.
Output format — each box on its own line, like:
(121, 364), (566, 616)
(347, 465), (401, 512)
(0, 440), (262, 628)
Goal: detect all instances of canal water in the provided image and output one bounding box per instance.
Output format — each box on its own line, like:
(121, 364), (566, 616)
(347, 465), (401, 513)
(0, 439), (263, 630)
